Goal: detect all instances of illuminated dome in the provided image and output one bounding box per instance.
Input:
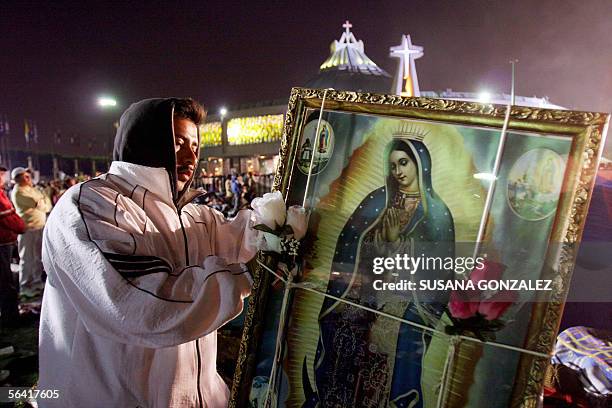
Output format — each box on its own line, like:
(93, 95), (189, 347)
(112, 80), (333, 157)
(305, 21), (392, 93)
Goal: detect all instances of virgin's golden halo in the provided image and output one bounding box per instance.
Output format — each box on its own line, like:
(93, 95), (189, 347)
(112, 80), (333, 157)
(392, 123), (428, 141)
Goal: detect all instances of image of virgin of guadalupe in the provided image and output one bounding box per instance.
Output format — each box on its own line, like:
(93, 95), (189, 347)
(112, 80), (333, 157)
(302, 137), (455, 408)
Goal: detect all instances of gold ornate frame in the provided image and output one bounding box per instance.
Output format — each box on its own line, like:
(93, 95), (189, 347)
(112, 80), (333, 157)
(229, 87), (609, 408)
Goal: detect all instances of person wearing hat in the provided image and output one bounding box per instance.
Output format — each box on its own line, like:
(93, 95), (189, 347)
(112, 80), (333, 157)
(10, 166), (51, 298)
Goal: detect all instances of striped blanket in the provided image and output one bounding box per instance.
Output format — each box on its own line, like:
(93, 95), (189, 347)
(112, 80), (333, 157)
(552, 326), (611, 395)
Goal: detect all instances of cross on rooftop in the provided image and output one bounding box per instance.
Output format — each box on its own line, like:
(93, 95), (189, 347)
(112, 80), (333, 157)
(390, 35), (423, 79)
(342, 20), (352, 36)
(390, 34), (424, 96)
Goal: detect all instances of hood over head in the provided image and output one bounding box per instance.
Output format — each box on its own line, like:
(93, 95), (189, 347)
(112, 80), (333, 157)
(113, 98), (201, 206)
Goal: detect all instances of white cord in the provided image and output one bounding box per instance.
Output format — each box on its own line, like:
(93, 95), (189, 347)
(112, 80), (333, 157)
(473, 104), (512, 260)
(436, 336), (460, 408)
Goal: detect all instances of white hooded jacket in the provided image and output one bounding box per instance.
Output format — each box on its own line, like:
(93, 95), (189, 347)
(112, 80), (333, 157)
(39, 99), (259, 407)
(39, 162), (257, 407)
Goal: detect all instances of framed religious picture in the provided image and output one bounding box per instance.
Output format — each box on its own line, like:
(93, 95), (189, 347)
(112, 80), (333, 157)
(229, 87), (610, 408)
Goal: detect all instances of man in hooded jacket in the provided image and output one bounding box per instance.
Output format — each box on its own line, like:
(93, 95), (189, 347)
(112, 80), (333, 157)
(39, 98), (267, 407)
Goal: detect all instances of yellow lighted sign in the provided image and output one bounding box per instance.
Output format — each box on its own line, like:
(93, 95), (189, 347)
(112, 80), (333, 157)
(200, 122), (222, 147)
(227, 114), (283, 145)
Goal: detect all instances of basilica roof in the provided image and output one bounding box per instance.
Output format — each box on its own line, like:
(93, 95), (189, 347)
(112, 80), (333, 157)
(305, 21), (392, 93)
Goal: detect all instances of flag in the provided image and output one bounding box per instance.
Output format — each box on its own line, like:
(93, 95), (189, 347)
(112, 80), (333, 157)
(24, 120), (35, 144)
(24, 120), (30, 144)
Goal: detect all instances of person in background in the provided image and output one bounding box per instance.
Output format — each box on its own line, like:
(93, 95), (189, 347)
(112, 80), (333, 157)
(10, 167), (51, 299)
(203, 171), (213, 193)
(224, 174), (233, 202)
(246, 171), (254, 190)
(48, 180), (62, 206)
(240, 184), (252, 209)
(229, 173), (242, 216)
(0, 166), (26, 327)
(64, 177), (77, 190)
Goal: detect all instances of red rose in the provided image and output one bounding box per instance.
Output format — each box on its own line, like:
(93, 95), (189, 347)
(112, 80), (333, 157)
(448, 289), (479, 319)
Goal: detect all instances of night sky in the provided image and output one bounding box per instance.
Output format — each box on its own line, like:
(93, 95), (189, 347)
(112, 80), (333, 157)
(1, 0), (611, 154)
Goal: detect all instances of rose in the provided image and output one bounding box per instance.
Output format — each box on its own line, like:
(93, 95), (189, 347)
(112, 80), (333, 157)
(449, 260), (513, 320)
(477, 290), (517, 320)
(251, 191), (286, 230)
(286, 205), (309, 240)
(448, 289), (480, 319)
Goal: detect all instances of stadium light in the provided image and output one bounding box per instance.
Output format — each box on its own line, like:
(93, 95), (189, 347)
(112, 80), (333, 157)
(97, 97), (117, 108)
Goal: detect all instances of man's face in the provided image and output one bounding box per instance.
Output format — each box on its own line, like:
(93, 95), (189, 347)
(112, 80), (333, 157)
(0, 171), (6, 187)
(173, 118), (198, 193)
(18, 172), (33, 187)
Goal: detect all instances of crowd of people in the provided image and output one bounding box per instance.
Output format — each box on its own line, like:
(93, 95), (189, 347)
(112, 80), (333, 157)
(0, 167), (90, 328)
(193, 171), (272, 217)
